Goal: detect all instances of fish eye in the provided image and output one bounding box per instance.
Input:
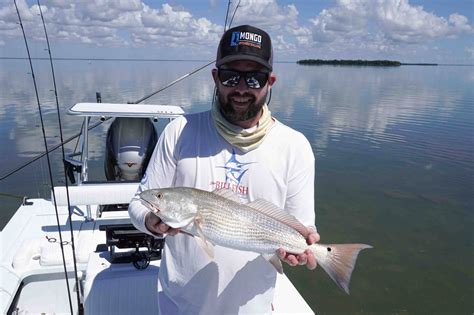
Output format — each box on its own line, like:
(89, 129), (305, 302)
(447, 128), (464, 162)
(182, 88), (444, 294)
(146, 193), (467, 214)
(155, 193), (162, 199)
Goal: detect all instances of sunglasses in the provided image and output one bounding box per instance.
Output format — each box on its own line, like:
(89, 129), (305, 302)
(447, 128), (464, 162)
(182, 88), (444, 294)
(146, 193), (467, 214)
(217, 69), (270, 89)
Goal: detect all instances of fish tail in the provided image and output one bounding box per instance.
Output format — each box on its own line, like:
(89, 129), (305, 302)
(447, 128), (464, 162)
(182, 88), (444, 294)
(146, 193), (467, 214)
(311, 243), (372, 294)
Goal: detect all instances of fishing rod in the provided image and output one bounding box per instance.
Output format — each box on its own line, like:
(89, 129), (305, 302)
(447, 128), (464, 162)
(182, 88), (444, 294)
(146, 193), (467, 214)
(229, 0), (242, 27)
(37, 0), (82, 311)
(132, 61), (215, 104)
(13, 1), (74, 314)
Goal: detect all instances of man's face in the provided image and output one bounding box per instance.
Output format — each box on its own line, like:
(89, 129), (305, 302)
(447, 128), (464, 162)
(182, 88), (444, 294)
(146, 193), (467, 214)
(212, 60), (276, 125)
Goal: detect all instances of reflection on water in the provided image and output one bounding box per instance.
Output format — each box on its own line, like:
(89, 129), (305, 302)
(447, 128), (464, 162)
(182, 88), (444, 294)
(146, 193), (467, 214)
(0, 59), (473, 314)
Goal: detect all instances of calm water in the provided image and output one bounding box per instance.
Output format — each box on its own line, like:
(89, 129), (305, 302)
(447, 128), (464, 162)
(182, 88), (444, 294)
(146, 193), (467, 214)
(0, 59), (473, 314)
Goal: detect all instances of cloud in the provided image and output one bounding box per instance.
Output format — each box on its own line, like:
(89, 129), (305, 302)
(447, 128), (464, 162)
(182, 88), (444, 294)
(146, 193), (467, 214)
(0, 0), (32, 39)
(75, 0), (142, 23)
(310, 0), (472, 45)
(311, 0), (371, 43)
(375, 0), (472, 43)
(0, 0), (221, 50)
(448, 13), (472, 33)
(136, 3), (222, 48)
(229, 0), (311, 53)
(231, 0), (298, 30)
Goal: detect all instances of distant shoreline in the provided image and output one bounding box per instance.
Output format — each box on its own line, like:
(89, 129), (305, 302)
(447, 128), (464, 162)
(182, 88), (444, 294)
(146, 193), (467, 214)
(297, 59), (438, 66)
(2, 57), (472, 66)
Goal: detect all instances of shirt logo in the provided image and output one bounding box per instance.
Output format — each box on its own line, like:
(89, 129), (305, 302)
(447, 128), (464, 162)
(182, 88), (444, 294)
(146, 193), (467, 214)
(230, 31), (262, 49)
(213, 150), (254, 195)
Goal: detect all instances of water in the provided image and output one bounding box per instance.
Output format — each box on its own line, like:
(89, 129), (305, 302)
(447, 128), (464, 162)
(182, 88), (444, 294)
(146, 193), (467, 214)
(0, 59), (473, 314)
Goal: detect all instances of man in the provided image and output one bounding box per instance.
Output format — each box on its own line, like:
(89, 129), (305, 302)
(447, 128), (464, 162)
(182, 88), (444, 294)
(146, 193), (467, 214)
(129, 24), (319, 314)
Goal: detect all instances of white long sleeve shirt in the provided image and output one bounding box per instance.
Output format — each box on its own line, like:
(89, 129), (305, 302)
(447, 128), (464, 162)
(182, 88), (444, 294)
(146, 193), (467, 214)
(129, 110), (315, 314)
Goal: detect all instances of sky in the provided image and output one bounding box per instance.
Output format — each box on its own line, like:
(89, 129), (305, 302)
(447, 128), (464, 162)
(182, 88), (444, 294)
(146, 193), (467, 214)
(0, 0), (473, 64)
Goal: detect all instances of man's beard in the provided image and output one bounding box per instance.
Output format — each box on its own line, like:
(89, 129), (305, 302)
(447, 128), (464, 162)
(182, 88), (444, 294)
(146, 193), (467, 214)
(217, 90), (267, 123)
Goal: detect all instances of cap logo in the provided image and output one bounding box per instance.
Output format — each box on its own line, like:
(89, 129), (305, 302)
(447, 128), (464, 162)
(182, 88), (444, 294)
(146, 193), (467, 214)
(230, 31), (262, 49)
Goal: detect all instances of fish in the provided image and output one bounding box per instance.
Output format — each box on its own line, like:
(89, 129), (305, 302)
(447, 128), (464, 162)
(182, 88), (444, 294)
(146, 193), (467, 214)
(138, 187), (372, 294)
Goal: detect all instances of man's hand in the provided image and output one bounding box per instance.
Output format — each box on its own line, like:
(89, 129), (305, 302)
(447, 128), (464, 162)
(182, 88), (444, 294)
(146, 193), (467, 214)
(276, 230), (320, 270)
(145, 212), (180, 236)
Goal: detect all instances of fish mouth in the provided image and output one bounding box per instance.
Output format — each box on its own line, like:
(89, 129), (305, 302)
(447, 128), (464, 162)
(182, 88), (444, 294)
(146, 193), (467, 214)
(139, 197), (161, 214)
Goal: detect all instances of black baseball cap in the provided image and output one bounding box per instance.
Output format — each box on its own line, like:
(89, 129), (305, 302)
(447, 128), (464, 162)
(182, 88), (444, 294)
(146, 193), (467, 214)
(216, 25), (273, 71)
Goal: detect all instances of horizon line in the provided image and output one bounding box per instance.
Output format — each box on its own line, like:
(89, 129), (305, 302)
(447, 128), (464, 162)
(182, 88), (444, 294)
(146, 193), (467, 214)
(1, 56), (472, 66)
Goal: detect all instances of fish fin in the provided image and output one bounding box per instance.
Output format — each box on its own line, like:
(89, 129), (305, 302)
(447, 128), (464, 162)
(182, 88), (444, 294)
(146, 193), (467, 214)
(194, 236), (215, 259)
(262, 254), (284, 274)
(312, 243), (372, 294)
(194, 216), (214, 259)
(246, 199), (309, 238)
(211, 188), (243, 203)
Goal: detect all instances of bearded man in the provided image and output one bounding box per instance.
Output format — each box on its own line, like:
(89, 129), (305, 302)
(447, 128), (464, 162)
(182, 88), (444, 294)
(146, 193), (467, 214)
(129, 24), (319, 314)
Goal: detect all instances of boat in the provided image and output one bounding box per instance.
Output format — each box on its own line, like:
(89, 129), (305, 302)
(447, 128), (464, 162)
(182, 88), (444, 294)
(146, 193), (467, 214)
(0, 101), (315, 314)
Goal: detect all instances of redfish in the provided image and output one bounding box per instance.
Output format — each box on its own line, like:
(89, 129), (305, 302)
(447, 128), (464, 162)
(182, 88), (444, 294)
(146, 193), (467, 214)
(139, 187), (371, 294)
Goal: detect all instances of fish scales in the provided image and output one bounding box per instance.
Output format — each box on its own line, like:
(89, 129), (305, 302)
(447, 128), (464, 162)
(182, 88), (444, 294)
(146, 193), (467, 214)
(194, 190), (306, 253)
(139, 187), (372, 294)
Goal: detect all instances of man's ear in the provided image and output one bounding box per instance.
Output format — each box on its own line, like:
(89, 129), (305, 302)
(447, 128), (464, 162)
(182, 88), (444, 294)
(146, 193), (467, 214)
(212, 68), (218, 85)
(268, 73), (276, 88)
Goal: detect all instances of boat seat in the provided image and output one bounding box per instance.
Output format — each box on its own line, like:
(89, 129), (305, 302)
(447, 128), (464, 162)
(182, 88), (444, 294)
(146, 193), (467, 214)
(83, 251), (160, 314)
(52, 182), (139, 206)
